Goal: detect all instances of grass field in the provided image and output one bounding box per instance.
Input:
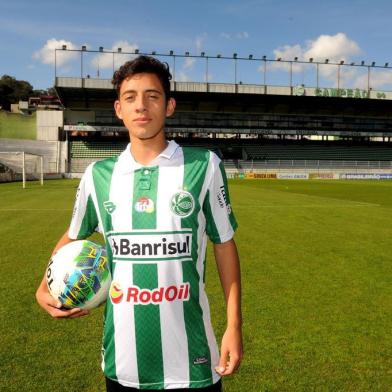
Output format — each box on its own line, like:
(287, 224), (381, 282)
(0, 110), (36, 139)
(1, 179), (392, 391)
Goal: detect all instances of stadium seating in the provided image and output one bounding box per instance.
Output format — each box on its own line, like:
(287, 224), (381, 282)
(69, 139), (392, 173)
(243, 142), (392, 161)
(70, 141), (127, 158)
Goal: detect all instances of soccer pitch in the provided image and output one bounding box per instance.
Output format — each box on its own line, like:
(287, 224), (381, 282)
(1, 179), (391, 391)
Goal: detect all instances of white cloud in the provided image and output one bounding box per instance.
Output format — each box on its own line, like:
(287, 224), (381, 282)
(221, 31), (249, 40)
(354, 70), (392, 90)
(220, 32), (231, 39)
(91, 40), (138, 70)
(196, 33), (207, 52)
(236, 31), (249, 39)
(32, 38), (78, 66)
(184, 57), (196, 70)
(304, 33), (361, 63)
(177, 72), (191, 82)
(262, 33), (366, 86)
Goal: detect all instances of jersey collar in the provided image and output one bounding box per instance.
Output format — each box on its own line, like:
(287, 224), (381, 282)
(117, 140), (179, 173)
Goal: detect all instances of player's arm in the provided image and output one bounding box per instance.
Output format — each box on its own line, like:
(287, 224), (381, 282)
(35, 230), (89, 319)
(214, 238), (243, 376)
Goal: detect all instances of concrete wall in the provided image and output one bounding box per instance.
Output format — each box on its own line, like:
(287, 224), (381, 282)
(37, 110), (64, 141)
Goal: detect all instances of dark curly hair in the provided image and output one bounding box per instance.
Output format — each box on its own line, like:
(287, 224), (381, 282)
(112, 55), (172, 100)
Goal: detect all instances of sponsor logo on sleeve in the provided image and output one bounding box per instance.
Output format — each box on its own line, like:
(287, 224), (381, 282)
(170, 191), (195, 217)
(217, 185), (232, 214)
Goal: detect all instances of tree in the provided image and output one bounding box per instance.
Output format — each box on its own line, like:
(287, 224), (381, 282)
(0, 75), (33, 111)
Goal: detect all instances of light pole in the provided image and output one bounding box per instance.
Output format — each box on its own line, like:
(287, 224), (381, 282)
(262, 55), (267, 86)
(233, 53), (238, 84)
(81, 45), (86, 78)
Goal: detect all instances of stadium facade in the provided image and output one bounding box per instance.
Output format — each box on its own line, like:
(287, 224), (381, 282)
(2, 49), (392, 179)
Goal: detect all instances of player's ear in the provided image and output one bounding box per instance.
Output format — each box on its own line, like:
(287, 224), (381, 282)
(166, 97), (176, 118)
(114, 100), (123, 120)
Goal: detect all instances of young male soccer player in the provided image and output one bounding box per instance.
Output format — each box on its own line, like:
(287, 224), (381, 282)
(36, 56), (242, 391)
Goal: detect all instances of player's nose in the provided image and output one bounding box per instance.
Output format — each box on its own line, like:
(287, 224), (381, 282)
(135, 95), (148, 112)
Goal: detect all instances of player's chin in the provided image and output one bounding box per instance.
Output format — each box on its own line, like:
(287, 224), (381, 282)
(135, 129), (163, 141)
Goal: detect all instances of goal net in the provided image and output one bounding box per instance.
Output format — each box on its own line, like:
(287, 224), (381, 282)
(0, 151), (43, 188)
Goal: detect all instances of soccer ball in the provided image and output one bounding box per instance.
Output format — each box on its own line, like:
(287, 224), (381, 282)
(46, 240), (111, 310)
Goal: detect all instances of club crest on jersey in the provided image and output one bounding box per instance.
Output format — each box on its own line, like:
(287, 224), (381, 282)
(170, 191), (195, 217)
(135, 197), (155, 213)
(103, 201), (116, 214)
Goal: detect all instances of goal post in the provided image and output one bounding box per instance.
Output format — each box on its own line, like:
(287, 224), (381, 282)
(0, 151), (44, 188)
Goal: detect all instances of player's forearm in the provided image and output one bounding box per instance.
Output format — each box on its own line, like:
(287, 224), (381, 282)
(214, 239), (242, 328)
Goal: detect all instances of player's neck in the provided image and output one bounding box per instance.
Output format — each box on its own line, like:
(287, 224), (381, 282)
(129, 132), (168, 166)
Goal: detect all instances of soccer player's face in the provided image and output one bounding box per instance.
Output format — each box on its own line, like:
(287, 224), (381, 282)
(114, 73), (175, 141)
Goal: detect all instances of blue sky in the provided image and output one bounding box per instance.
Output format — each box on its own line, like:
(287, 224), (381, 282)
(1, 0), (392, 90)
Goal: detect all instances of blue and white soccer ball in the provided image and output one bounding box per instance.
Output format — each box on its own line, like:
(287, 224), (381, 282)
(46, 240), (111, 310)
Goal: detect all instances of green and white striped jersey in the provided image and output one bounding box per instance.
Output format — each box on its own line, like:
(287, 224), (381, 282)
(68, 140), (237, 389)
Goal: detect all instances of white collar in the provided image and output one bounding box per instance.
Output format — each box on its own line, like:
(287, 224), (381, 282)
(117, 140), (179, 173)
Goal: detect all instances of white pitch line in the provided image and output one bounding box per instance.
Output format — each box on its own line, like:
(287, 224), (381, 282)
(235, 204), (381, 208)
(0, 209), (72, 211)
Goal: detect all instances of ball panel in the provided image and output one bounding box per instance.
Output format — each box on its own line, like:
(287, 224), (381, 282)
(46, 240), (111, 310)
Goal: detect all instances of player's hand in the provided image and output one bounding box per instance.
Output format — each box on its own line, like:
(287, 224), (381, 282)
(36, 280), (89, 319)
(215, 325), (243, 376)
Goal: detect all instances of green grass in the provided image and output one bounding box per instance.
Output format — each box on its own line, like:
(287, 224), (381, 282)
(1, 179), (392, 391)
(0, 110), (36, 139)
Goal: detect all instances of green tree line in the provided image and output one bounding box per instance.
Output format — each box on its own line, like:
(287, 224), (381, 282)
(0, 75), (54, 111)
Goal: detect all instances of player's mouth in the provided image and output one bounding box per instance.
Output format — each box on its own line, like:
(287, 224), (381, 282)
(134, 117), (151, 124)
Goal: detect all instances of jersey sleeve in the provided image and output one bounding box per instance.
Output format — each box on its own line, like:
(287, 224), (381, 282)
(203, 152), (238, 244)
(68, 163), (99, 240)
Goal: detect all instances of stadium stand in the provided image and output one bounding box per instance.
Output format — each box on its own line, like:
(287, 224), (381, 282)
(69, 138), (392, 173)
(70, 140), (127, 158)
(243, 141), (392, 161)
